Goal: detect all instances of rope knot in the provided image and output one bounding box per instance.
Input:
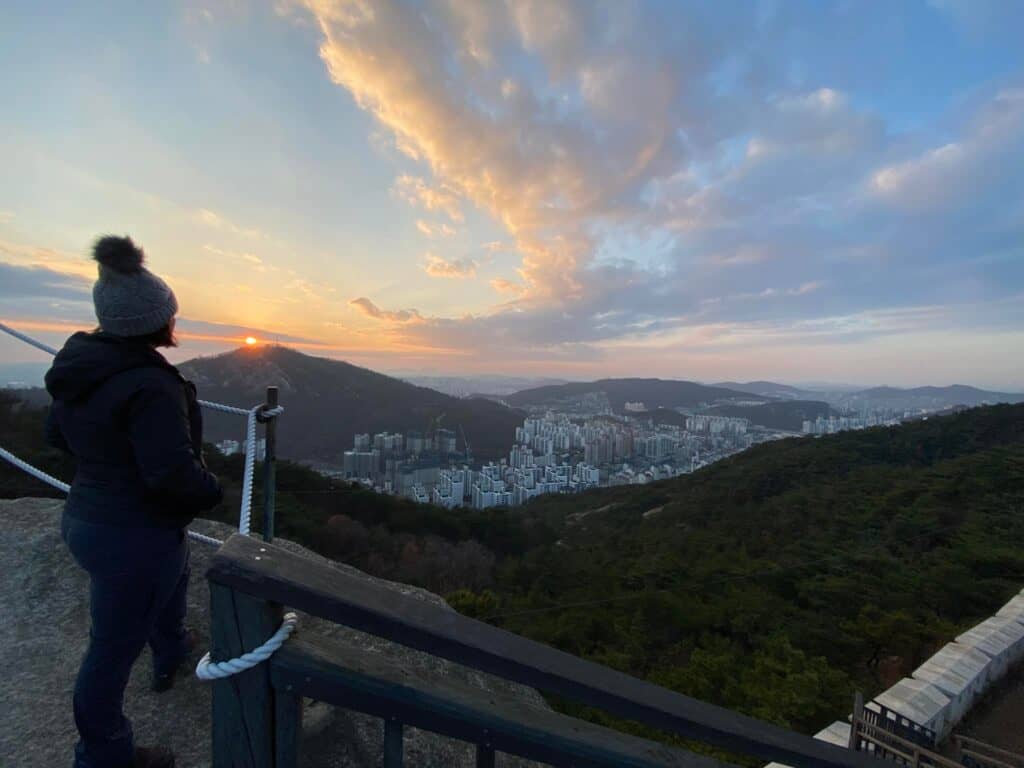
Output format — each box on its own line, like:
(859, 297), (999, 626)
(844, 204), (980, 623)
(195, 612), (299, 680)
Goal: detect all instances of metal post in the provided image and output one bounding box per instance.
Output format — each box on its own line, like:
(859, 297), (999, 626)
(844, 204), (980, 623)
(262, 386), (279, 543)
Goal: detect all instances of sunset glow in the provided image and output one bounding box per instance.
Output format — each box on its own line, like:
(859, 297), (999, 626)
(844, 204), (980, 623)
(0, 2), (1021, 387)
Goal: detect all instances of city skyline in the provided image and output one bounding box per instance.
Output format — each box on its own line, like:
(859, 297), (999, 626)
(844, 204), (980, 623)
(2, 1), (1023, 388)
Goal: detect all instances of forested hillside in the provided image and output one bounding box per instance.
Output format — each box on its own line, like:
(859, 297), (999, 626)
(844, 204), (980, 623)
(458, 404), (1024, 738)
(504, 378), (754, 411)
(3, 390), (1023, 746)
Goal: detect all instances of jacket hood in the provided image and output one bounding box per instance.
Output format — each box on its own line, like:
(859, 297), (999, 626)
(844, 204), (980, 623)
(45, 331), (178, 402)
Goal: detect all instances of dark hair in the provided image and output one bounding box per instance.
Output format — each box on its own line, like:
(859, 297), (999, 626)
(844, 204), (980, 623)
(134, 323), (178, 348)
(95, 323), (178, 348)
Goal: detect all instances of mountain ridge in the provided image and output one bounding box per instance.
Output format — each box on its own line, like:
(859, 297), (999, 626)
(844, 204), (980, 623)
(503, 377), (767, 412)
(178, 345), (524, 462)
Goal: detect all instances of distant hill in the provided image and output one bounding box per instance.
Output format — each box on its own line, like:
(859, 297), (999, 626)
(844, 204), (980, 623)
(178, 346), (524, 462)
(709, 400), (833, 431)
(402, 374), (570, 398)
(631, 401), (832, 432)
(710, 382), (1024, 412)
(712, 380), (818, 400)
(505, 378), (764, 412)
(835, 385), (1024, 412)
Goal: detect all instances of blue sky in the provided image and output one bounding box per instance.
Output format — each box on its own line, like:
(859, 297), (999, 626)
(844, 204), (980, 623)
(1, 0), (1022, 388)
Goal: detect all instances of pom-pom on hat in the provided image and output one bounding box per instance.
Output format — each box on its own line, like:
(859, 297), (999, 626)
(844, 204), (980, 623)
(91, 236), (178, 337)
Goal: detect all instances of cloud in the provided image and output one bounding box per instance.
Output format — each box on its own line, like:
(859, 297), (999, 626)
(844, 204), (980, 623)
(393, 176), (463, 222)
(0, 262), (92, 301)
(295, 0), (706, 297)
(349, 297), (422, 323)
(415, 219), (457, 238)
(202, 244), (264, 266)
(870, 88), (1024, 211)
(490, 278), (527, 296)
(173, 317), (320, 346)
(196, 208), (266, 240)
(422, 254), (479, 279)
(0, 238), (95, 279)
(274, 2), (1024, 380)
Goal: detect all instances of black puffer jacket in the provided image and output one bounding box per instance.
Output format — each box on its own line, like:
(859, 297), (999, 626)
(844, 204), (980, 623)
(45, 332), (223, 529)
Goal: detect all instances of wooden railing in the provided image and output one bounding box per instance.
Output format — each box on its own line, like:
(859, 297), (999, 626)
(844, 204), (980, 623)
(206, 534), (896, 768)
(954, 735), (1024, 768)
(851, 718), (960, 768)
(849, 693), (938, 753)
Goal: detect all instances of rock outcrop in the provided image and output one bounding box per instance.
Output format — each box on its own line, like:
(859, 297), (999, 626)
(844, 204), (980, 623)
(0, 498), (547, 767)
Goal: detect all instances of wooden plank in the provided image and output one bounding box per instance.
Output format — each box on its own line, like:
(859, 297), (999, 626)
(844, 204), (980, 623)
(274, 689), (302, 768)
(209, 583), (281, 768)
(271, 633), (738, 768)
(849, 692), (862, 751)
(955, 736), (1024, 765)
(211, 534), (888, 768)
(858, 724), (962, 768)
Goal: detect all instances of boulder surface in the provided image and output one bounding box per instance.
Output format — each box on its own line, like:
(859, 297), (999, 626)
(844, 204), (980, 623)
(0, 498), (547, 767)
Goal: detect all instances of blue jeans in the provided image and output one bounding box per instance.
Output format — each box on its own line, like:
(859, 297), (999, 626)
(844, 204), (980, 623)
(62, 514), (192, 768)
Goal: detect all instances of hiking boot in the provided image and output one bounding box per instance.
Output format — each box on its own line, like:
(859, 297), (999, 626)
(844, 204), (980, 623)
(130, 745), (176, 767)
(152, 628), (201, 693)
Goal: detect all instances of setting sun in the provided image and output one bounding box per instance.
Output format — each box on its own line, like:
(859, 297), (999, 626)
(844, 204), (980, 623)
(245, 336), (257, 346)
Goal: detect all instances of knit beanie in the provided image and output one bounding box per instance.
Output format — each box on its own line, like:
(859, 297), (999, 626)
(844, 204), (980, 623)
(92, 236), (179, 337)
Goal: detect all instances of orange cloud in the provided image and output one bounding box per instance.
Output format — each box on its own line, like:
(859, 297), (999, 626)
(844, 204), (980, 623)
(349, 297), (423, 323)
(393, 176), (463, 222)
(422, 254), (478, 279)
(490, 278), (526, 296)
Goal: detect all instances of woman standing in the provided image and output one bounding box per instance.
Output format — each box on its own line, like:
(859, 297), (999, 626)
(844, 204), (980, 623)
(45, 236), (223, 768)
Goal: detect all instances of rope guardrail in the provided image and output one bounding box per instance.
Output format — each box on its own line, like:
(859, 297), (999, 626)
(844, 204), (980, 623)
(0, 441), (224, 547)
(0, 446), (71, 493)
(0, 321), (282, 547)
(239, 406), (260, 536)
(0, 321), (58, 356)
(195, 611), (298, 680)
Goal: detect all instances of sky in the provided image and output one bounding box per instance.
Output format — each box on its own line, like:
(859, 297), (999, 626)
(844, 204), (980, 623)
(1, 0), (1022, 389)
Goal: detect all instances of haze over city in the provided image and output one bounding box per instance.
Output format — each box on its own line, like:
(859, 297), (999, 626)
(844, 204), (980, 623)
(2, 1), (1023, 388)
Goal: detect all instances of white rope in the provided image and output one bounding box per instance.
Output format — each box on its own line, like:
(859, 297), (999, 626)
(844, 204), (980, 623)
(0, 445), (71, 493)
(195, 612), (298, 680)
(0, 321), (59, 356)
(0, 322), (257, 420)
(0, 444), (224, 545)
(197, 399), (251, 417)
(0, 322), (282, 539)
(238, 407), (259, 536)
(187, 530), (225, 547)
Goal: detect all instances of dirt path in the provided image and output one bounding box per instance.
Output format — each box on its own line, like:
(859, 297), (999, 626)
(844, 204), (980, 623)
(953, 665), (1024, 753)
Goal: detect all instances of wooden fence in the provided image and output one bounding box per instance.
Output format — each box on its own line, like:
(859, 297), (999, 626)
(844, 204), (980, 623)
(206, 533), (899, 768)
